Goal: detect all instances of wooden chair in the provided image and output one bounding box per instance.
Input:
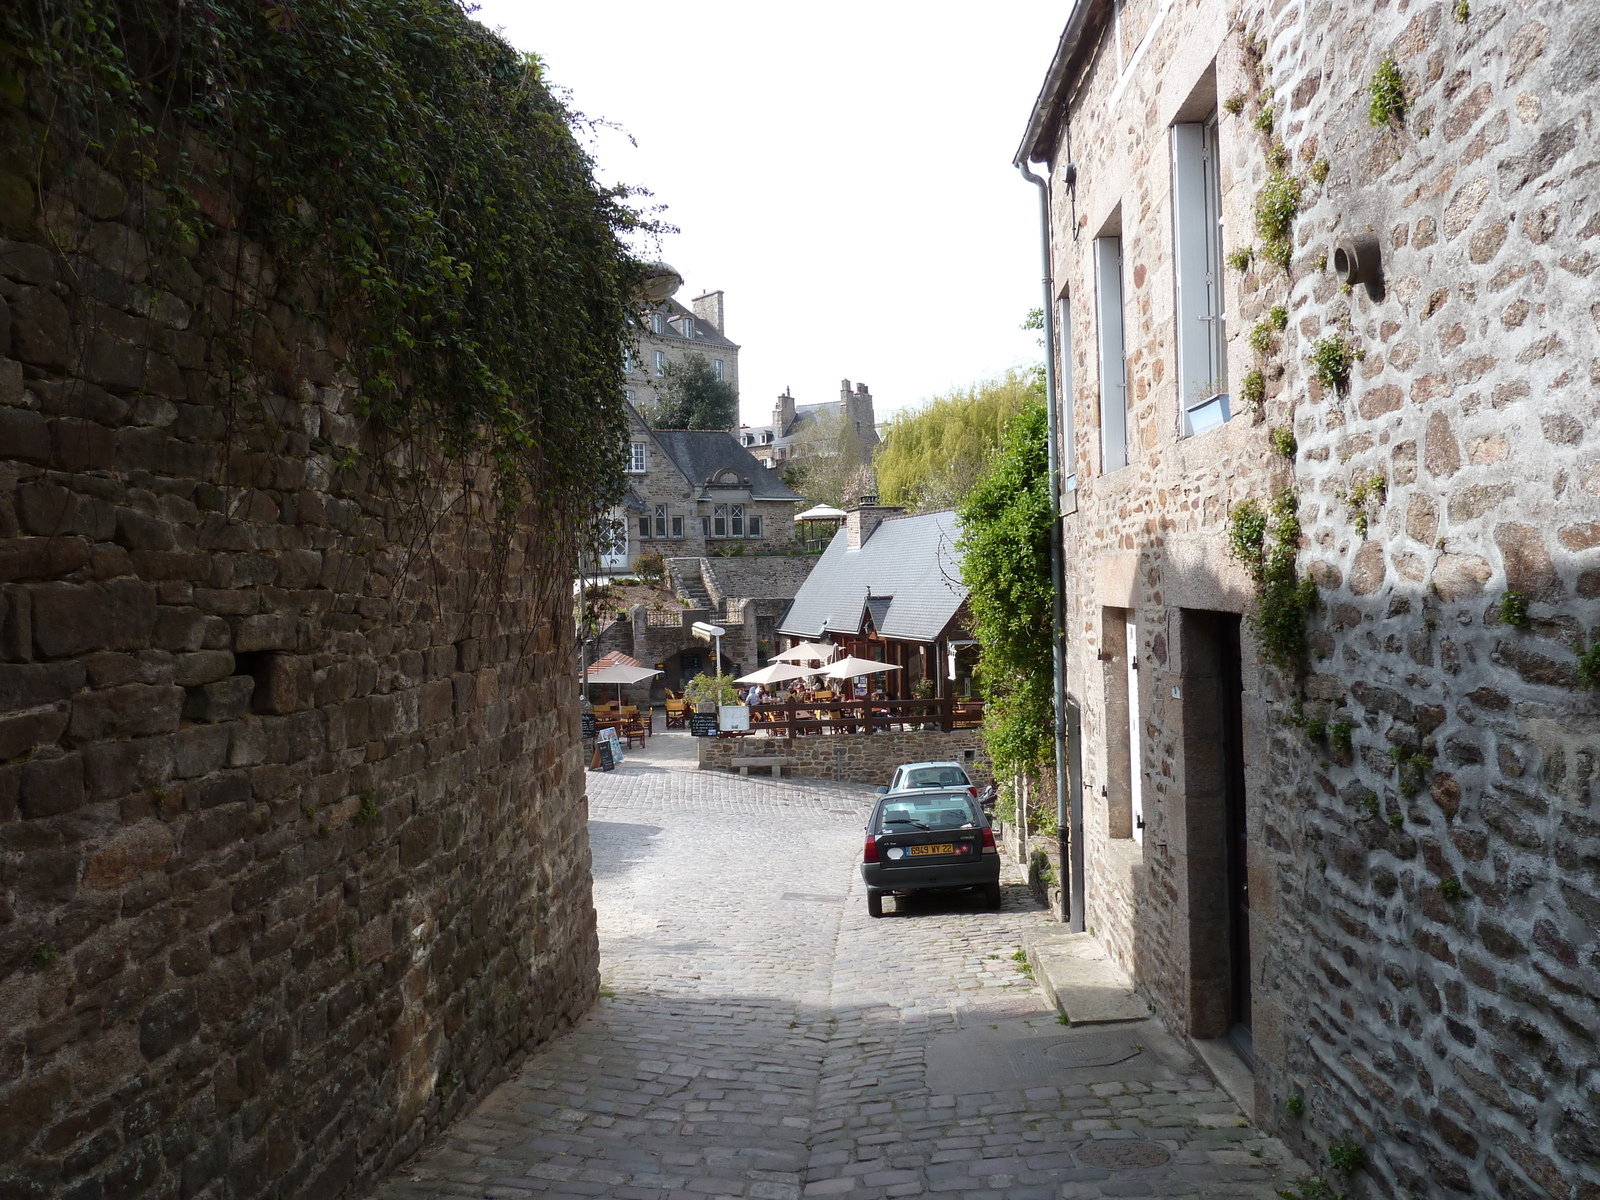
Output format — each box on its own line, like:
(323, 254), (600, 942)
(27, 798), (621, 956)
(664, 699), (687, 729)
(622, 718), (648, 747)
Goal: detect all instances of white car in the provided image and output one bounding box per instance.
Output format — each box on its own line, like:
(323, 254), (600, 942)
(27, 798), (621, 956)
(877, 761), (976, 798)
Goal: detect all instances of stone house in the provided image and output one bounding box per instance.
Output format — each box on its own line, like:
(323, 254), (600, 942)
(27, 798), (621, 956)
(1020, 1), (1600, 1196)
(740, 379), (878, 467)
(623, 266), (738, 424)
(599, 402), (803, 571)
(780, 502), (976, 700)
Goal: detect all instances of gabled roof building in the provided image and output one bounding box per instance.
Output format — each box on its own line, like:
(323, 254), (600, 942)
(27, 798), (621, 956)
(780, 502), (974, 699)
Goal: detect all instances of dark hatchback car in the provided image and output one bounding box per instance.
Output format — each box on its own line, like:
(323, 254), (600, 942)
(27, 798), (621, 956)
(860, 788), (1000, 917)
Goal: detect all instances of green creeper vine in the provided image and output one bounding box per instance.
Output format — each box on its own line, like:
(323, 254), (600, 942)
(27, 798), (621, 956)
(1228, 490), (1318, 668)
(2, 0), (649, 616)
(1256, 169), (1304, 268)
(1340, 471), (1386, 538)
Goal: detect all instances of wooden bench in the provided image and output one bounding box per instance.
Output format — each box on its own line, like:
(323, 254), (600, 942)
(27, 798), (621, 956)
(729, 756), (794, 778)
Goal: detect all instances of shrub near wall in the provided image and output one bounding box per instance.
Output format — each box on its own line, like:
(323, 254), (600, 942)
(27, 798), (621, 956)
(0, 2), (638, 1196)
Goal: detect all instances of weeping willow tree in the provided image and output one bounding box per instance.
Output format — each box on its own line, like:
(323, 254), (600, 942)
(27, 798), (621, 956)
(875, 369), (1040, 512)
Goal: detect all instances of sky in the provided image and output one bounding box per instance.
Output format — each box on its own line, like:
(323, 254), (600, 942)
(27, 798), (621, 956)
(468, 1), (1067, 429)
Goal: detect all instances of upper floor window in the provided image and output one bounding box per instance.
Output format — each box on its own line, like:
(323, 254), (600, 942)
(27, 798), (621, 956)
(1095, 234), (1129, 472)
(713, 359), (724, 381)
(681, 318), (694, 339)
(1173, 119), (1230, 435)
(623, 347), (634, 372)
(762, 431), (772, 444)
(624, 388), (635, 406)
(628, 442), (647, 473)
(654, 350), (666, 376)
(730, 504), (744, 536)
(652, 313), (664, 334)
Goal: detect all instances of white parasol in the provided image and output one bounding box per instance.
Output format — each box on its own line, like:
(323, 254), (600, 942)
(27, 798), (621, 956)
(820, 655), (902, 680)
(736, 662), (812, 685)
(773, 641), (837, 664)
(586, 661), (662, 707)
(794, 504), (848, 522)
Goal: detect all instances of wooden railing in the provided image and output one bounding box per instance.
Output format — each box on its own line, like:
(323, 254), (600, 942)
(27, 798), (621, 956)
(744, 697), (984, 736)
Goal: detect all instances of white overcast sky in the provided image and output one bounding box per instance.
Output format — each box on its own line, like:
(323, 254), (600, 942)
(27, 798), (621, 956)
(468, 1), (1066, 427)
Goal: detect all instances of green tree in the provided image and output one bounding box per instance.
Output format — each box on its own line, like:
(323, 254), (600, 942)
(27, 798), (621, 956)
(957, 402), (1055, 778)
(786, 406), (875, 508)
(876, 370), (1040, 512)
(647, 353), (739, 429)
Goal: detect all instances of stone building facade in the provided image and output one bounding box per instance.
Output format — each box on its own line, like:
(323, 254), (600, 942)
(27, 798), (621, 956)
(603, 402), (803, 571)
(740, 379), (879, 467)
(1021, 1), (1600, 1196)
(622, 271), (739, 424)
(0, 154), (597, 1196)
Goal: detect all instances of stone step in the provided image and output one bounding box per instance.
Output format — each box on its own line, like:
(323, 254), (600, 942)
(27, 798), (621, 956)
(1021, 929), (1150, 1025)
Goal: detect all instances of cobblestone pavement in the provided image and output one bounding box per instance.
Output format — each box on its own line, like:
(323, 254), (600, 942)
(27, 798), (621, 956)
(372, 730), (1306, 1199)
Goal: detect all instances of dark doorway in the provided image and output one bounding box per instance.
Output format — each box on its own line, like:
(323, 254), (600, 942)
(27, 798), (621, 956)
(1177, 610), (1251, 1054)
(1217, 617), (1252, 1066)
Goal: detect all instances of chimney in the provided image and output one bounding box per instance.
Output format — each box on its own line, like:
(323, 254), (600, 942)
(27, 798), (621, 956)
(846, 494), (903, 549)
(692, 290), (725, 333)
(774, 387), (795, 435)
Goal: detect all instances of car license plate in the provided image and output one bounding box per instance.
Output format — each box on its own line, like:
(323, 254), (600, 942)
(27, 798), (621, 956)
(909, 843), (954, 857)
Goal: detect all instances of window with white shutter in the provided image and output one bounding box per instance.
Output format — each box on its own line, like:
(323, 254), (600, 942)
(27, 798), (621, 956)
(1172, 119), (1229, 435)
(1095, 235), (1129, 472)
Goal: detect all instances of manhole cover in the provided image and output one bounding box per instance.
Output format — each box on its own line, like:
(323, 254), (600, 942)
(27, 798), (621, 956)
(1003, 1034), (1146, 1076)
(1076, 1141), (1171, 1169)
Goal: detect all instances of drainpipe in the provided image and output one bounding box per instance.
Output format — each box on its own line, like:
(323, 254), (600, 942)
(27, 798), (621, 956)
(1016, 159), (1084, 933)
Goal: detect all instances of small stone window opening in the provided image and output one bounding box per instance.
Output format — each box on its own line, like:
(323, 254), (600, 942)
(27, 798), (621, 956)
(672, 516), (684, 538)
(749, 515), (763, 537)
(713, 504), (728, 537)
(654, 505), (667, 538)
(638, 515), (650, 538)
(731, 505), (744, 536)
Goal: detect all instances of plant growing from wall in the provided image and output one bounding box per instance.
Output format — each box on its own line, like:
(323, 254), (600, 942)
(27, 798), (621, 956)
(1271, 426), (1298, 458)
(1255, 169), (1304, 268)
(1224, 92), (1247, 115)
(1368, 55), (1407, 126)
(958, 403), (1057, 778)
(1499, 591), (1531, 629)
(1578, 641), (1600, 689)
(1327, 1139), (1366, 1175)
(1249, 320), (1278, 358)
(1226, 246), (1254, 271)
(1439, 876), (1466, 900)
(1455, 0), (1470, 21)
(1309, 335), (1361, 393)
(1341, 472), (1386, 538)
(1241, 369), (1267, 417)
(1329, 721), (1353, 755)
(1228, 490), (1318, 669)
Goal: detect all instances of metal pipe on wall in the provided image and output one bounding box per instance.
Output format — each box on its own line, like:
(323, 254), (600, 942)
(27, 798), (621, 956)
(1015, 159), (1083, 931)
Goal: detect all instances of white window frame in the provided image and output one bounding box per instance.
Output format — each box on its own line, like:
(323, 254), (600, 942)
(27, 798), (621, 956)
(654, 350), (666, 376)
(1172, 119), (1230, 436)
(652, 313), (664, 334)
(1095, 235), (1129, 472)
(713, 358), (724, 381)
(681, 317), (693, 339)
(731, 504), (744, 536)
(713, 504), (728, 537)
(654, 504), (667, 539)
(623, 347), (634, 373)
(1057, 292), (1076, 491)
(628, 442), (646, 473)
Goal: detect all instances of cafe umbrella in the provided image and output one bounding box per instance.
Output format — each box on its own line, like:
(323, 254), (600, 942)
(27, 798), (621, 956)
(585, 660), (663, 708)
(735, 662), (812, 686)
(772, 641), (837, 665)
(820, 655), (903, 681)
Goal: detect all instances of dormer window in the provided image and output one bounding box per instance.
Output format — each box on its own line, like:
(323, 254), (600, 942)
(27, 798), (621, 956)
(652, 313), (664, 334)
(681, 318), (693, 339)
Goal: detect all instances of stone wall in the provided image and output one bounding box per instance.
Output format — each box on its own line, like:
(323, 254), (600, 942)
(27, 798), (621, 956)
(1036, 0), (1600, 1195)
(0, 149), (597, 1196)
(697, 729), (989, 788)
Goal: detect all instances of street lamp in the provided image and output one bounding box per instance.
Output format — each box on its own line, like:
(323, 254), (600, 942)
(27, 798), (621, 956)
(691, 621), (726, 679)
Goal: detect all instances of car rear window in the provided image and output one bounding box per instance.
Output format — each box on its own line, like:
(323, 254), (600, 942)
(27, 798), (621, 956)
(903, 767), (969, 789)
(876, 795), (980, 832)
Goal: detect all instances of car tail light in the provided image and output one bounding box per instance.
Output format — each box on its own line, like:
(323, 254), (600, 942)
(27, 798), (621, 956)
(969, 786), (977, 798)
(981, 826), (997, 855)
(863, 835), (879, 863)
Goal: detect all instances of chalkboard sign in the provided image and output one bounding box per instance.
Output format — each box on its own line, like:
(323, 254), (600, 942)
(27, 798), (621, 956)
(596, 740), (616, 771)
(581, 712), (596, 738)
(689, 713), (718, 737)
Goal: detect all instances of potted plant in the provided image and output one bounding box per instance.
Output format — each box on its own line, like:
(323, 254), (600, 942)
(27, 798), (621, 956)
(685, 671), (739, 714)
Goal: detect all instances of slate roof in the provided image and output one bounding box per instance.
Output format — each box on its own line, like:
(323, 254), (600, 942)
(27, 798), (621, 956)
(780, 511), (967, 644)
(650, 430), (803, 502)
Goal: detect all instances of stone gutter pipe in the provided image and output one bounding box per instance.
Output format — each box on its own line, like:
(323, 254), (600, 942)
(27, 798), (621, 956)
(1016, 158), (1085, 933)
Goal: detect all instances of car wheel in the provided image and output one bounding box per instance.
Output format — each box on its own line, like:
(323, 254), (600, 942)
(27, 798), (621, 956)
(867, 890), (884, 918)
(984, 882), (1002, 910)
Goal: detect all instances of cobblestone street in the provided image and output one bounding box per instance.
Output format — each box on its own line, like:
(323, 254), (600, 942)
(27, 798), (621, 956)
(372, 731), (1304, 1199)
